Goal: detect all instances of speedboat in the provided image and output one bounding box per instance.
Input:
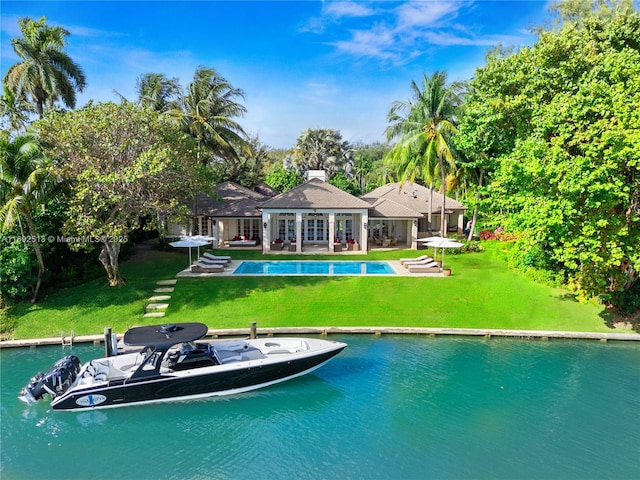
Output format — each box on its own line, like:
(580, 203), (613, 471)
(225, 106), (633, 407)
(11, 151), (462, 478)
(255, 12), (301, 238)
(19, 322), (347, 411)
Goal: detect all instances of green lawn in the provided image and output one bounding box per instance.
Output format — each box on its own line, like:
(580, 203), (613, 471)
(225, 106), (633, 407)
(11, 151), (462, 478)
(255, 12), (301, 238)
(1, 242), (628, 339)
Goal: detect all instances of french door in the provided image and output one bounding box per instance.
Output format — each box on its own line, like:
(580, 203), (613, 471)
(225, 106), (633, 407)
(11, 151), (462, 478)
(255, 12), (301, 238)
(305, 217), (326, 242)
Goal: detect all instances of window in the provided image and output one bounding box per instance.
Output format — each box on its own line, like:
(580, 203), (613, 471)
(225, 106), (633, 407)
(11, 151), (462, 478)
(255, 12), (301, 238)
(305, 214), (327, 241)
(195, 216), (209, 236)
(278, 216), (295, 240)
(336, 214), (353, 242)
(236, 219), (260, 239)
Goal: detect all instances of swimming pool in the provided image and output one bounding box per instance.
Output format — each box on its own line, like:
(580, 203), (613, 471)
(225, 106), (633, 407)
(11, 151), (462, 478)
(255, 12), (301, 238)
(233, 261), (395, 275)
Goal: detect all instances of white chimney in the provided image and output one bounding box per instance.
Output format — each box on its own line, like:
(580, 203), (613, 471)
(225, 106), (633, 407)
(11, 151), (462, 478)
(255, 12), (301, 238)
(305, 170), (326, 182)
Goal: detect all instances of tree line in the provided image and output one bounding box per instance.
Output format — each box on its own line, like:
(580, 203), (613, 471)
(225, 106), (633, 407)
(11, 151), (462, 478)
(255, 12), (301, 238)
(1, 0), (638, 317)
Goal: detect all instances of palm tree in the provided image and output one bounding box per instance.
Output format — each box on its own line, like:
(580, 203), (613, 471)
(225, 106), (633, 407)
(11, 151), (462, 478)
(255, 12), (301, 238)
(135, 73), (182, 112)
(165, 66), (248, 165)
(384, 71), (463, 236)
(3, 17), (87, 118)
(0, 134), (58, 303)
(0, 84), (34, 133)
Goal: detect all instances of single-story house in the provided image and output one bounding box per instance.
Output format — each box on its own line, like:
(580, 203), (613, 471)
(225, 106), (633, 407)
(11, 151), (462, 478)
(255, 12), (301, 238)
(169, 171), (467, 254)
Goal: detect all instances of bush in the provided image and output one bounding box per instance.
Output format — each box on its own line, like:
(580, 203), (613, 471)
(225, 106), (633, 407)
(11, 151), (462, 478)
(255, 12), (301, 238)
(0, 238), (38, 303)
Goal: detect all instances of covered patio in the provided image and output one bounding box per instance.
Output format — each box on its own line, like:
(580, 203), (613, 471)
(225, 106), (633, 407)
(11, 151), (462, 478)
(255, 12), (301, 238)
(260, 178), (371, 254)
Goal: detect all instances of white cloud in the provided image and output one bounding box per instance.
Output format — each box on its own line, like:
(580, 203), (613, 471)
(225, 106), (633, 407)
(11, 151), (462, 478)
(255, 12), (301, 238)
(420, 30), (524, 47)
(323, 1), (376, 18)
(395, 0), (463, 29)
(316, 0), (528, 65)
(329, 24), (399, 62)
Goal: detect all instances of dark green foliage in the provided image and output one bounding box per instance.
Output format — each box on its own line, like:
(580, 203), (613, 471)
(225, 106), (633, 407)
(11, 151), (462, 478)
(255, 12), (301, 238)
(456, 0), (640, 308)
(0, 236), (38, 302)
(328, 171), (360, 196)
(265, 165), (303, 192)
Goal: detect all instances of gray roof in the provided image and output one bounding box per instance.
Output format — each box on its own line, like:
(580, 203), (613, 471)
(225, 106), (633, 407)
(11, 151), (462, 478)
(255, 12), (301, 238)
(195, 181), (270, 217)
(261, 178), (370, 210)
(363, 197), (423, 218)
(362, 182), (467, 214)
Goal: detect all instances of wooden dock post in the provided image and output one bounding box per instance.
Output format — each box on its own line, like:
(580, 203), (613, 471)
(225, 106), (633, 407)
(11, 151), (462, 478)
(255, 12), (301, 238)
(104, 327), (113, 357)
(250, 322), (257, 339)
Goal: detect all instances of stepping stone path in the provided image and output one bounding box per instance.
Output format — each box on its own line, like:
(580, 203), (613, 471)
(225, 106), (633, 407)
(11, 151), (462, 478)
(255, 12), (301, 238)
(148, 295), (171, 302)
(146, 303), (169, 311)
(142, 280), (178, 318)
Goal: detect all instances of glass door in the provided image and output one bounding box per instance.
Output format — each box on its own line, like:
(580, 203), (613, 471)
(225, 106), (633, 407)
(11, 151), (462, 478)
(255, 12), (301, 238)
(305, 216), (326, 242)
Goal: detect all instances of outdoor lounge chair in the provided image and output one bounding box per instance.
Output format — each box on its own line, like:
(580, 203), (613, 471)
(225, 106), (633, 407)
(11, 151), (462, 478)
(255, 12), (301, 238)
(407, 262), (440, 273)
(199, 256), (229, 265)
(399, 254), (430, 265)
(191, 261), (224, 273)
(203, 252), (231, 263)
(198, 257), (227, 266)
(402, 256), (435, 268)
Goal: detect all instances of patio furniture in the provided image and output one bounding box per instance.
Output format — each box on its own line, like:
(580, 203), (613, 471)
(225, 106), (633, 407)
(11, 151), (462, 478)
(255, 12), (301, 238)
(229, 235), (259, 247)
(203, 252), (231, 262)
(191, 262), (225, 273)
(400, 255), (430, 265)
(403, 257), (436, 269)
(333, 243), (342, 252)
(271, 240), (284, 251)
(197, 257), (228, 265)
(347, 241), (359, 251)
(407, 262), (440, 273)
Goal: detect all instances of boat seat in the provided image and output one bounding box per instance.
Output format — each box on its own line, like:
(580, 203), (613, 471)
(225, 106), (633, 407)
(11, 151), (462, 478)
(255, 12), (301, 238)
(215, 349), (243, 364)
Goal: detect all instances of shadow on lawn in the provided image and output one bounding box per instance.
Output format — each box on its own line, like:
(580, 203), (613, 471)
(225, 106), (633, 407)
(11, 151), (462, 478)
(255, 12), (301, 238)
(169, 275), (344, 311)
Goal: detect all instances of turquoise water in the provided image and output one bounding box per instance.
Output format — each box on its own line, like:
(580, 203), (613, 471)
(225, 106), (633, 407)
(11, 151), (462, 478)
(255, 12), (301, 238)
(234, 261), (395, 275)
(1, 336), (639, 480)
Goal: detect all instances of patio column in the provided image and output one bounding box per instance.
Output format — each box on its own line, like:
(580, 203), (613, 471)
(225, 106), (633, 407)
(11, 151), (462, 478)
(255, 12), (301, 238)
(295, 212), (302, 254)
(411, 219), (418, 249)
(328, 212), (336, 253)
(212, 218), (219, 248)
(262, 211), (269, 254)
(361, 211), (369, 252)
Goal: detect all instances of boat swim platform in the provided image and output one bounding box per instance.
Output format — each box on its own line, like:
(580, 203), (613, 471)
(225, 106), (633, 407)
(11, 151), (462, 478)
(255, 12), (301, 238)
(1, 326), (638, 348)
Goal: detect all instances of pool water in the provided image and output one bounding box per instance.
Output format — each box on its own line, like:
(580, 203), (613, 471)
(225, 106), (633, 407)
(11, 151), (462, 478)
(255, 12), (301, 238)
(233, 260), (395, 275)
(1, 336), (638, 479)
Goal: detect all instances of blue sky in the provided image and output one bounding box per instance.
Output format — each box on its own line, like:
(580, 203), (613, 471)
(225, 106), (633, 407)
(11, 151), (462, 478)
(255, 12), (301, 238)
(1, 1), (551, 148)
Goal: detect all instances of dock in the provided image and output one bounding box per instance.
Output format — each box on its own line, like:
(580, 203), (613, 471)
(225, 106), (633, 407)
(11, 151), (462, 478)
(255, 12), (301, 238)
(1, 326), (638, 348)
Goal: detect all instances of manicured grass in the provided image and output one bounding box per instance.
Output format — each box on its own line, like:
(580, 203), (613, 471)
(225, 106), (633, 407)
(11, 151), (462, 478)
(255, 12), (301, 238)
(1, 243), (628, 339)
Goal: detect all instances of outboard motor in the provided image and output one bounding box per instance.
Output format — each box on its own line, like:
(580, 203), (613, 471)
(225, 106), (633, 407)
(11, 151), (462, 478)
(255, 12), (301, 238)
(19, 355), (81, 404)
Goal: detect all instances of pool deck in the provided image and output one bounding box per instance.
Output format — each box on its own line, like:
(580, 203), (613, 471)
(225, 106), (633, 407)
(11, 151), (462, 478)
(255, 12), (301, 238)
(176, 260), (443, 277)
(1, 326), (638, 348)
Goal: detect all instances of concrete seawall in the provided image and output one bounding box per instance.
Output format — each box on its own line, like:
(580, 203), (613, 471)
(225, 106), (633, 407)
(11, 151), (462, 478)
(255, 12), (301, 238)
(1, 326), (638, 348)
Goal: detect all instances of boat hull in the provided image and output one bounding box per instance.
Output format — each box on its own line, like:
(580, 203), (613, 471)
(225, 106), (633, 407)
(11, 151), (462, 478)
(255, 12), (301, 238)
(50, 343), (345, 411)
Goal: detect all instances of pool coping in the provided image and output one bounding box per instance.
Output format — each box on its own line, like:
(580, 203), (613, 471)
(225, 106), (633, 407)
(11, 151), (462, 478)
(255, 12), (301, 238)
(176, 260), (444, 277)
(2, 326), (638, 348)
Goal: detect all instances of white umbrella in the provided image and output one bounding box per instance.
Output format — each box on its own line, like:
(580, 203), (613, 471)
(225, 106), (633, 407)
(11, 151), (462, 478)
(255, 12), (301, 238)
(169, 237), (209, 267)
(417, 236), (445, 242)
(423, 238), (463, 270)
(417, 236), (446, 257)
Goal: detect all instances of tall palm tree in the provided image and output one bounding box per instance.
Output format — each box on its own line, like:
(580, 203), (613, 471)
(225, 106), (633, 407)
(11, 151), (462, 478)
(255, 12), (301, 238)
(135, 73), (182, 112)
(3, 17), (87, 118)
(384, 71), (463, 236)
(166, 66), (248, 165)
(0, 134), (58, 303)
